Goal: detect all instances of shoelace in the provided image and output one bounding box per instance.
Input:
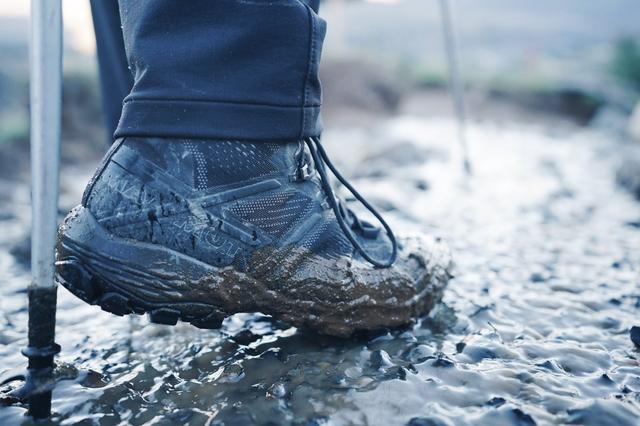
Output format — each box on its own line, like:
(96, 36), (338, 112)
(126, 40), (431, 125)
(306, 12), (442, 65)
(304, 136), (398, 268)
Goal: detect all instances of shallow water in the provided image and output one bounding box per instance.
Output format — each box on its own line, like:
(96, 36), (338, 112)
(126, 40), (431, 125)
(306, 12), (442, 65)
(1, 117), (639, 425)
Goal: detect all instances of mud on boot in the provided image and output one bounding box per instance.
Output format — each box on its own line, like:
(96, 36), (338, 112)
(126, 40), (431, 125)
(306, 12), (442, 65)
(55, 137), (452, 337)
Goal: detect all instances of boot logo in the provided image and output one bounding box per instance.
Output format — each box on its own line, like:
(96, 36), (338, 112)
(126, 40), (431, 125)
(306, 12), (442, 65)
(172, 217), (242, 258)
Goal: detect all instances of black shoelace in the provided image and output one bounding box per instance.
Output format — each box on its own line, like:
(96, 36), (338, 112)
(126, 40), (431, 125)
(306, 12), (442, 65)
(304, 136), (398, 268)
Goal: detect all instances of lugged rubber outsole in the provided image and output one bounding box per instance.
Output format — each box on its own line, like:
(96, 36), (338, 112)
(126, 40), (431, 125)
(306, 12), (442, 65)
(55, 205), (236, 329)
(55, 255), (226, 329)
(55, 205), (452, 337)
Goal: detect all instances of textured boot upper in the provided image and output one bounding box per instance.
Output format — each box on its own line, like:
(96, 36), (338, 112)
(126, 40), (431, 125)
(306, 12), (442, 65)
(83, 138), (357, 270)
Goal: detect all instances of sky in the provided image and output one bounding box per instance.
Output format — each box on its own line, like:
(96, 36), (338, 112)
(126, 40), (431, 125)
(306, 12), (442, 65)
(0, 1), (96, 53)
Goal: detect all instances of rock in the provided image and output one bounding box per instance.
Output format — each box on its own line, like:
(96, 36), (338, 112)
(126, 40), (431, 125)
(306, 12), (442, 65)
(529, 272), (546, 283)
(344, 366), (362, 379)
(463, 345), (497, 362)
(415, 179), (430, 191)
(407, 417), (449, 426)
(486, 397), (506, 407)
(219, 363), (245, 383)
(266, 382), (287, 399)
(0, 331), (19, 345)
(232, 329), (259, 346)
(598, 317), (621, 329)
(630, 326), (640, 348)
(354, 376), (374, 389)
(79, 369), (109, 388)
(511, 408), (536, 425)
(383, 366), (407, 381)
(597, 373), (615, 385)
(516, 372), (535, 384)
(535, 360), (562, 372)
(408, 344), (435, 363)
(430, 357), (455, 369)
(370, 349), (394, 370)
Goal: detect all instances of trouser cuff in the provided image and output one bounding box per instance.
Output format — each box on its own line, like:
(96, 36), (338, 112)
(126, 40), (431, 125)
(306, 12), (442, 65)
(115, 99), (323, 140)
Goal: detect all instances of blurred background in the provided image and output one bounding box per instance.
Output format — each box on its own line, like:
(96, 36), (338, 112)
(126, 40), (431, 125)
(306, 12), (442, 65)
(1, 0), (640, 176)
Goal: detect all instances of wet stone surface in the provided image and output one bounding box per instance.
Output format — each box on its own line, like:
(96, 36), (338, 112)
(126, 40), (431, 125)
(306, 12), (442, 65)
(1, 118), (639, 425)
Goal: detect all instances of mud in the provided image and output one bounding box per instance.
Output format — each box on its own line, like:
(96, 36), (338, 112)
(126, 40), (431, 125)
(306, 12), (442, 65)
(1, 117), (640, 425)
(56, 205), (451, 337)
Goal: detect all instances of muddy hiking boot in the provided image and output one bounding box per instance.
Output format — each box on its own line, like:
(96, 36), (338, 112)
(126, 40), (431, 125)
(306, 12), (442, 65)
(55, 137), (452, 337)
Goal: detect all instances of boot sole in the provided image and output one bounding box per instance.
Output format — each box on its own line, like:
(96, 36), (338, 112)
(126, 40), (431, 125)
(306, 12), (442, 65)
(55, 206), (451, 336)
(56, 207), (231, 329)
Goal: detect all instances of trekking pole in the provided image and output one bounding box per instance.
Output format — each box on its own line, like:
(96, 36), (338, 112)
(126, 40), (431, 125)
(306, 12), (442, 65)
(22, 0), (63, 418)
(438, 0), (472, 175)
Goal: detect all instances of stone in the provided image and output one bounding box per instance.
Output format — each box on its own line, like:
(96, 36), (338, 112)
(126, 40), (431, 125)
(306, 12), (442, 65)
(630, 326), (640, 348)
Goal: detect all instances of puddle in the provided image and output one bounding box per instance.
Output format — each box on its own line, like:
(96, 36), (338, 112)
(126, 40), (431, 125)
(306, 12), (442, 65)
(1, 117), (639, 425)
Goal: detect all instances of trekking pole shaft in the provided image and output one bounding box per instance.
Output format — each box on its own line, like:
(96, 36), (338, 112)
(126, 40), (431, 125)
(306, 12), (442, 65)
(30, 0), (62, 288)
(439, 0), (472, 174)
(27, 0), (62, 419)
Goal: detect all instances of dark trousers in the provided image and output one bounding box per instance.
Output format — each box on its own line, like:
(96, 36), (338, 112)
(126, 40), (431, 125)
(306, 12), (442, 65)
(90, 0), (326, 142)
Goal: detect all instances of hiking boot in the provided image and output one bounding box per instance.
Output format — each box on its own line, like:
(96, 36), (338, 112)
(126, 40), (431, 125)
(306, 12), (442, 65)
(55, 137), (452, 337)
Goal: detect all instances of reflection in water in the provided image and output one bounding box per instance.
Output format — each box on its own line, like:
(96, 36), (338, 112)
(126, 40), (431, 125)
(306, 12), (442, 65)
(1, 118), (639, 425)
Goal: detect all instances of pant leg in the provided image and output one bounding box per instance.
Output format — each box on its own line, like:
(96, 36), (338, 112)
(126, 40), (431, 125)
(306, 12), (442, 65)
(114, 0), (327, 141)
(90, 0), (133, 142)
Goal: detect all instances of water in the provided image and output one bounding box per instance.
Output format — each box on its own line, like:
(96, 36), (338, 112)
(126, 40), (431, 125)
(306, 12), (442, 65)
(1, 117), (639, 425)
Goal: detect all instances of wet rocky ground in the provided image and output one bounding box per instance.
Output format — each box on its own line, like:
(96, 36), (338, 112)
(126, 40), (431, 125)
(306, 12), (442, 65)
(1, 113), (640, 425)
